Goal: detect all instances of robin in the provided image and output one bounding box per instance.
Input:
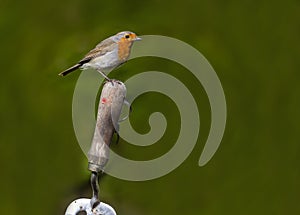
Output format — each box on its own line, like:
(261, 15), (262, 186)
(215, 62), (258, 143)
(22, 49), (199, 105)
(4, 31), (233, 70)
(58, 31), (141, 80)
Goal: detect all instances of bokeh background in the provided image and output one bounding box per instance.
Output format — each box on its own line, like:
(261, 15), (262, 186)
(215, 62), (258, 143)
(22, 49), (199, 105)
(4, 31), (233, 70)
(0, 0), (299, 214)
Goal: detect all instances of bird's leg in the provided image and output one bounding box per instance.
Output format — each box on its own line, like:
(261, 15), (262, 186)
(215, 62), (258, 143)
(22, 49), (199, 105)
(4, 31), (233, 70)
(97, 70), (111, 81)
(97, 70), (116, 86)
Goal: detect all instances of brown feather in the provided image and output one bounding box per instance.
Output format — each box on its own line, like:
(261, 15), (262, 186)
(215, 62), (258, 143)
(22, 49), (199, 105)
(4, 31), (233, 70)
(59, 37), (117, 77)
(79, 38), (117, 64)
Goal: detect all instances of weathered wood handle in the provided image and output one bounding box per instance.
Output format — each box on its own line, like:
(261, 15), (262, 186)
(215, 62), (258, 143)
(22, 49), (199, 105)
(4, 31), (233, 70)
(88, 80), (126, 173)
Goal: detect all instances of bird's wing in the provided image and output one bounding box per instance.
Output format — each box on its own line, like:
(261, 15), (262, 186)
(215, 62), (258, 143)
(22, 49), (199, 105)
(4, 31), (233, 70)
(79, 38), (117, 64)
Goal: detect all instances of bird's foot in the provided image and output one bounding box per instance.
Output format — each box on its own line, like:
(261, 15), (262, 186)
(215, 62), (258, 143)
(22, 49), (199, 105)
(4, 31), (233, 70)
(104, 78), (114, 86)
(104, 79), (123, 86)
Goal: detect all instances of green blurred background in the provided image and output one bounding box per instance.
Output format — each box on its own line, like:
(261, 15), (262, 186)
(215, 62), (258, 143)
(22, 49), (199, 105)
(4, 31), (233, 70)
(0, 0), (299, 214)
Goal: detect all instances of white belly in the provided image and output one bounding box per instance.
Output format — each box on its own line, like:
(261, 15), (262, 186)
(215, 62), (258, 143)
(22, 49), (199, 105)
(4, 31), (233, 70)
(81, 50), (119, 70)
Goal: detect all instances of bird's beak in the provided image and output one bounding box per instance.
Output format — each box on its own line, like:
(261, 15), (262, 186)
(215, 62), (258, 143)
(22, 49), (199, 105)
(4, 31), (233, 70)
(135, 37), (142, 41)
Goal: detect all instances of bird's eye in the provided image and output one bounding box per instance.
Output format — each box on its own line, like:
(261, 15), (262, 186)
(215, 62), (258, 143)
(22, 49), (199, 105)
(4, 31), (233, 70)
(125, 34), (130, 39)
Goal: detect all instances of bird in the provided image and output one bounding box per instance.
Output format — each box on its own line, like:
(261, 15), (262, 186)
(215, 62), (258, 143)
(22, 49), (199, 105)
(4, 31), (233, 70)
(58, 31), (141, 80)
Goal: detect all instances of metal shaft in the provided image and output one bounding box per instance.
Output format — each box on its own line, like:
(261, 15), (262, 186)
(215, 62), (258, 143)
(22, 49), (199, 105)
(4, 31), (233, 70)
(90, 171), (100, 209)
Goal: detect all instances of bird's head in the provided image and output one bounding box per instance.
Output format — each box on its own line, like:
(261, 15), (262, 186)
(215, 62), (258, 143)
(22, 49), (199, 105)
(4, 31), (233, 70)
(114, 31), (142, 42)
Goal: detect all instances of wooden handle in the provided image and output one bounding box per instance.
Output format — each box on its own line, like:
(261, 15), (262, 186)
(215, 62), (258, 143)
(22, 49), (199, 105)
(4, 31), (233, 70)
(88, 80), (126, 172)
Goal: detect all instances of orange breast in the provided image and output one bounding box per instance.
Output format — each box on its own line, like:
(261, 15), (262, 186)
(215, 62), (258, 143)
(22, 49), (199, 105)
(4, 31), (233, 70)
(118, 38), (133, 62)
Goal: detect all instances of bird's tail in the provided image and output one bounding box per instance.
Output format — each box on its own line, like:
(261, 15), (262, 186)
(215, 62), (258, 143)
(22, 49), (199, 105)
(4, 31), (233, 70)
(58, 63), (81, 76)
